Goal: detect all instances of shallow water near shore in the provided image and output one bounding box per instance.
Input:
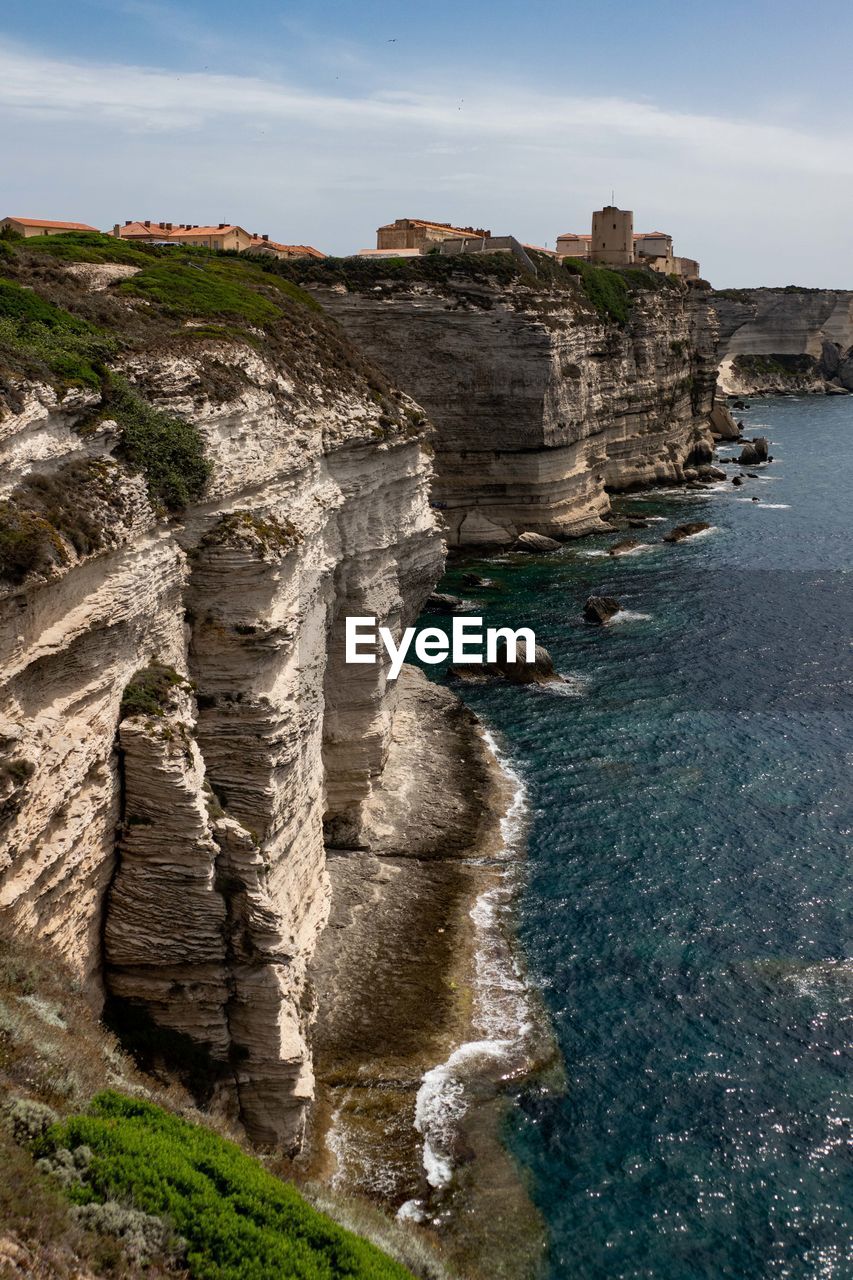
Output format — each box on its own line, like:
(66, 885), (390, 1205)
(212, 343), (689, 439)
(421, 398), (853, 1279)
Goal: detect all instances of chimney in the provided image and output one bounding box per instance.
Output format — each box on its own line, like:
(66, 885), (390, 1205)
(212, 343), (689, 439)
(166, 222), (173, 230)
(262, 234), (269, 241)
(218, 222), (226, 229)
(125, 219), (132, 226)
(113, 224), (121, 238)
(144, 220), (150, 228)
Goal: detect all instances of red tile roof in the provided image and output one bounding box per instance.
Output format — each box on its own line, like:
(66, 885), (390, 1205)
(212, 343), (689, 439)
(247, 237), (325, 258)
(4, 216), (99, 231)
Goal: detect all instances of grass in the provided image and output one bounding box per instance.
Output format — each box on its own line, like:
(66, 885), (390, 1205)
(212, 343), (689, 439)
(105, 377), (211, 512)
(118, 255), (308, 326)
(41, 1091), (416, 1280)
(21, 231), (154, 267)
(0, 276), (116, 388)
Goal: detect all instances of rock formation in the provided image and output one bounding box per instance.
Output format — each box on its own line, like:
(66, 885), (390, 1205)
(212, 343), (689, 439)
(583, 596), (621, 624)
(293, 259), (718, 548)
(0, 252), (443, 1151)
(714, 288), (853, 394)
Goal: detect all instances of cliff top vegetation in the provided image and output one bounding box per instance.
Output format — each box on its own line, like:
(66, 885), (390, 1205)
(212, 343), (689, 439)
(268, 249), (681, 327)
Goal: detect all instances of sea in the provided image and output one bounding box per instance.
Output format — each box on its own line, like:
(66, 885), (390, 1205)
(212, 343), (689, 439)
(417, 396), (853, 1279)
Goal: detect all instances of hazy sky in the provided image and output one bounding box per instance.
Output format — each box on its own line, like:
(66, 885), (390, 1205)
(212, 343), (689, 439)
(2, 0), (851, 287)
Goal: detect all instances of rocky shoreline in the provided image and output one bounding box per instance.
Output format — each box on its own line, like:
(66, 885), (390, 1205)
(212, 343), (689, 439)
(302, 666), (552, 1280)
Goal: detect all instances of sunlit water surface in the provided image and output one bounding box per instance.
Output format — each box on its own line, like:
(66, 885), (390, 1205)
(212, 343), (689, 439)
(422, 398), (853, 1279)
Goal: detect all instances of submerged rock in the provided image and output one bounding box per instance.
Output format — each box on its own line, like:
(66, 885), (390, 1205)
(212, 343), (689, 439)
(626, 517), (650, 529)
(513, 531), (561, 554)
(608, 538), (642, 556)
(583, 596), (622, 624)
(426, 592), (463, 614)
(461, 573), (491, 588)
(663, 521), (711, 543)
(487, 642), (562, 685)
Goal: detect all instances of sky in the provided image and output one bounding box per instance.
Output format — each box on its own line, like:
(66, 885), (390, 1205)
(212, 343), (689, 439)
(1, 0), (852, 287)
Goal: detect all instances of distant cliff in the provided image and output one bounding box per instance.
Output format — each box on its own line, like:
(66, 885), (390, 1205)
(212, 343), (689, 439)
(713, 287), (853, 395)
(280, 255), (719, 547)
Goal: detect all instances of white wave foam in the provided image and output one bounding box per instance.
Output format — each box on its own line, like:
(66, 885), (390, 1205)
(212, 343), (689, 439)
(410, 730), (533, 1194)
(610, 609), (652, 623)
(579, 548), (609, 558)
(735, 499), (790, 508)
(680, 525), (718, 540)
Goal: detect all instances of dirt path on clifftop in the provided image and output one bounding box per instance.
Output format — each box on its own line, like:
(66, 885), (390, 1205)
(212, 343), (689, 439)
(303, 665), (548, 1280)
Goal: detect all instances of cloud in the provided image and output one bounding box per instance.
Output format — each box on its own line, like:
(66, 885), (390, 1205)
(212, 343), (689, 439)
(0, 39), (850, 179)
(1, 38), (851, 285)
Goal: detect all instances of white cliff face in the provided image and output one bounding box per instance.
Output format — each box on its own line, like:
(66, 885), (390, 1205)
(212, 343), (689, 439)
(306, 274), (718, 547)
(714, 288), (853, 395)
(0, 338), (443, 1151)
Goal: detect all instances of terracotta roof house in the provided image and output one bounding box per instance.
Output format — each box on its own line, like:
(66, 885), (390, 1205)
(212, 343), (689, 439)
(1, 216), (99, 238)
(245, 235), (325, 259)
(113, 221), (254, 251)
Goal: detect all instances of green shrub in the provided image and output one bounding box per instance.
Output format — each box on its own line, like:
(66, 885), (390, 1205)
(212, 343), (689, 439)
(106, 377), (211, 512)
(0, 461), (124, 585)
(119, 665), (187, 720)
(0, 278), (116, 388)
(43, 1091), (416, 1280)
(563, 260), (631, 324)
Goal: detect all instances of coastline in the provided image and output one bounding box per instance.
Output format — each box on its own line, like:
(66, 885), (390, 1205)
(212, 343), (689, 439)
(302, 666), (555, 1279)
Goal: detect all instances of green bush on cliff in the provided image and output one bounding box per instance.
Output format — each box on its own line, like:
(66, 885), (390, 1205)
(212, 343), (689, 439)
(105, 377), (211, 512)
(0, 278), (116, 388)
(40, 1091), (416, 1280)
(563, 260), (631, 325)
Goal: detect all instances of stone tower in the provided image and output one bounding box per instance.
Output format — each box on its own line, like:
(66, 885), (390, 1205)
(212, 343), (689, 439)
(591, 205), (634, 266)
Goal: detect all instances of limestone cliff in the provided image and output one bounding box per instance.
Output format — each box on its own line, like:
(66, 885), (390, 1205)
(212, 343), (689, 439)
(282, 257), (718, 547)
(0, 242), (443, 1150)
(714, 287), (853, 395)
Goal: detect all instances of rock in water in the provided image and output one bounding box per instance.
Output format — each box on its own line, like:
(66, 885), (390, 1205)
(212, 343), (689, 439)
(738, 442), (760, 465)
(486, 642), (562, 685)
(752, 436), (770, 462)
(690, 440), (715, 465)
(732, 475), (745, 486)
(584, 596), (622, 624)
(609, 538), (642, 556)
(663, 522), (711, 543)
(709, 403), (741, 440)
(426, 592), (463, 614)
(626, 518), (650, 529)
(462, 573), (491, 588)
(513, 531), (562, 553)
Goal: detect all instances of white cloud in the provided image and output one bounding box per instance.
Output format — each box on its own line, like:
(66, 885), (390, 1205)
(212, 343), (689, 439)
(0, 39), (851, 286)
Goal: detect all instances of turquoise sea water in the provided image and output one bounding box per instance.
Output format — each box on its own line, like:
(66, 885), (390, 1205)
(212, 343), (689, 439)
(424, 398), (852, 1279)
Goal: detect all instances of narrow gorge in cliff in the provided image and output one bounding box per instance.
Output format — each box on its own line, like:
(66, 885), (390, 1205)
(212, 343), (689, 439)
(1, 230), (850, 1280)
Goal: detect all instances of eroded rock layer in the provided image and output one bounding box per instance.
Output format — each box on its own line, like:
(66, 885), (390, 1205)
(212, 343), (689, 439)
(0, 265), (442, 1150)
(304, 269), (718, 546)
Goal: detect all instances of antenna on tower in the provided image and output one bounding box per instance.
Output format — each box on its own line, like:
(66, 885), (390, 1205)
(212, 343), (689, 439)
(611, 188), (615, 206)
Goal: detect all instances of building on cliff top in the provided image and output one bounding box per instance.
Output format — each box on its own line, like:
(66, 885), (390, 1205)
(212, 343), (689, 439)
(1, 215), (100, 237)
(112, 221), (324, 257)
(556, 206), (700, 280)
(375, 217), (491, 251)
